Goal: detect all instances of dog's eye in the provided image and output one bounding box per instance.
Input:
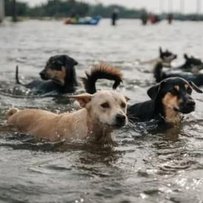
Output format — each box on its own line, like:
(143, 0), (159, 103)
(101, 102), (110, 108)
(121, 102), (126, 108)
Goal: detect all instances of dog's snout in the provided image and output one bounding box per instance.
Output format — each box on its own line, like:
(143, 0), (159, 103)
(40, 70), (47, 80)
(186, 99), (195, 107)
(115, 114), (126, 126)
(179, 96), (196, 114)
(39, 70), (45, 76)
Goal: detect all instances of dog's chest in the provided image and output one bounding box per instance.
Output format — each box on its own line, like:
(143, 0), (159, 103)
(164, 108), (181, 124)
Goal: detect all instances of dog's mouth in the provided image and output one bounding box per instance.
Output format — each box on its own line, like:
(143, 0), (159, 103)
(173, 105), (195, 114)
(40, 74), (64, 86)
(112, 122), (126, 129)
(103, 121), (126, 129)
(113, 119), (127, 129)
(40, 72), (49, 80)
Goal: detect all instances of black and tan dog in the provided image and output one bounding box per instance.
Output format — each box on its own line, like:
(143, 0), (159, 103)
(154, 61), (203, 86)
(16, 55), (78, 95)
(127, 77), (202, 125)
(159, 47), (177, 67)
(177, 54), (203, 73)
(138, 47), (177, 68)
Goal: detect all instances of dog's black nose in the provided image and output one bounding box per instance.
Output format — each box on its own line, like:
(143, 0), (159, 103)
(39, 70), (47, 80)
(186, 100), (195, 107)
(180, 98), (195, 114)
(116, 114), (126, 126)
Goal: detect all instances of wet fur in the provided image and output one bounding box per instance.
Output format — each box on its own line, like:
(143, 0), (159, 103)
(15, 55), (78, 95)
(138, 47), (177, 68)
(81, 63), (123, 94)
(127, 77), (202, 125)
(6, 91), (128, 144)
(178, 54), (203, 72)
(154, 61), (203, 86)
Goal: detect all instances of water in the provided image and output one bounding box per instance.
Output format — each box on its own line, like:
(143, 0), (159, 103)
(0, 19), (203, 203)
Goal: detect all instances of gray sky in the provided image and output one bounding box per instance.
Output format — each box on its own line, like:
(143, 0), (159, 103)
(19, 0), (202, 14)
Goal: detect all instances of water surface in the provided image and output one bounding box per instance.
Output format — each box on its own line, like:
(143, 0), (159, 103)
(0, 19), (203, 203)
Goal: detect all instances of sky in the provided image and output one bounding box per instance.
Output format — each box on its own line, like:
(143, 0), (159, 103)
(19, 0), (203, 14)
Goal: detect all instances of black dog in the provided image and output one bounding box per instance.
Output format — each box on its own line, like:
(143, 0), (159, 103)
(177, 54), (203, 73)
(154, 61), (203, 86)
(138, 47), (177, 68)
(127, 77), (202, 125)
(16, 55), (78, 95)
(159, 47), (177, 67)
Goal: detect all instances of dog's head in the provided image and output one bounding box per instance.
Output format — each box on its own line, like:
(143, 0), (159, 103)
(147, 77), (202, 119)
(183, 54), (203, 71)
(40, 55), (78, 86)
(70, 90), (128, 128)
(159, 47), (177, 64)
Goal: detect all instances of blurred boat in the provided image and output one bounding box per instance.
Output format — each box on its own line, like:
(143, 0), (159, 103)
(64, 16), (101, 25)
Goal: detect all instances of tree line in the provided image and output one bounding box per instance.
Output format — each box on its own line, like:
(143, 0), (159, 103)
(5, 0), (146, 18)
(5, 0), (203, 21)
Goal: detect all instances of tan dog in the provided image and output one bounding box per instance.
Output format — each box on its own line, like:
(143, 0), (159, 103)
(6, 90), (128, 144)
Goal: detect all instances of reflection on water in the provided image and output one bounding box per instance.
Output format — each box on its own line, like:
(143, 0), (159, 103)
(0, 19), (203, 203)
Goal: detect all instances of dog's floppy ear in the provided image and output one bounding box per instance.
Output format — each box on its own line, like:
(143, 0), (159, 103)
(125, 96), (130, 101)
(147, 84), (160, 99)
(69, 93), (92, 107)
(63, 55), (78, 67)
(184, 53), (188, 60)
(189, 81), (203, 93)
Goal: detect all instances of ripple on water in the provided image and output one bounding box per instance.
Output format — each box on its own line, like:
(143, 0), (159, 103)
(0, 19), (203, 203)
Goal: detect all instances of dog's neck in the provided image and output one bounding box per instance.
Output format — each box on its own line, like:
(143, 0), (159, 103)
(61, 108), (114, 144)
(154, 100), (181, 125)
(86, 112), (114, 144)
(163, 107), (181, 125)
(55, 67), (78, 93)
(64, 68), (78, 91)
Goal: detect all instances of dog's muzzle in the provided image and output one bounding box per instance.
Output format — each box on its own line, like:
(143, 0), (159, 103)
(40, 70), (49, 80)
(114, 114), (127, 128)
(178, 98), (195, 114)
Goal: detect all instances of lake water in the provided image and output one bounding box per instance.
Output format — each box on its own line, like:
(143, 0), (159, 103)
(0, 19), (203, 203)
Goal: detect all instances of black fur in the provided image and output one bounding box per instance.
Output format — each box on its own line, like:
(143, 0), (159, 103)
(159, 47), (177, 67)
(81, 64), (123, 94)
(178, 54), (203, 72)
(127, 77), (202, 124)
(16, 55), (78, 95)
(154, 61), (203, 86)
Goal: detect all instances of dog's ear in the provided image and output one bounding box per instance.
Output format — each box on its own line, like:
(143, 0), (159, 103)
(189, 81), (203, 93)
(69, 93), (92, 107)
(125, 96), (130, 101)
(159, 47), (163, 55)
(184, 54), (188, 60)
(63, 55), (78, 67)
(147, 82), (163, 99)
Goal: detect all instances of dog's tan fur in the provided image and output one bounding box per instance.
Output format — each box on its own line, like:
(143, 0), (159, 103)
(162, 92), (181, 124)
(45, 66), (66, 85)
(6, 90), (128, 144)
